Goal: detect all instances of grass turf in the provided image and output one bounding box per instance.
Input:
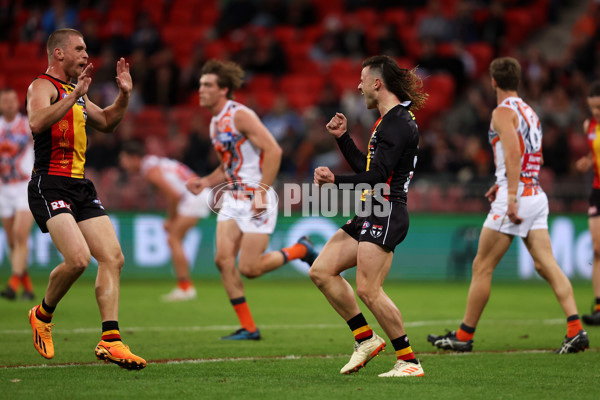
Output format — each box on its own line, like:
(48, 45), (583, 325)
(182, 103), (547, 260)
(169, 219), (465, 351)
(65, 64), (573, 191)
(1, 278), (599, 399)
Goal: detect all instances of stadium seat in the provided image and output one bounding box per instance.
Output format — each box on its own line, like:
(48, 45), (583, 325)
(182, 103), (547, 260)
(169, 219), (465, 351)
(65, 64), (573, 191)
(381, 8), (410, 27)
(329, 58), (362, 76)
(273, 25), (301, 47)
(465, 42), (493, 78)
(169, 106), (197, 134)
(348, 8), (378, 27)
(133, 107), (169, 138)
(13, 42), (43, 59)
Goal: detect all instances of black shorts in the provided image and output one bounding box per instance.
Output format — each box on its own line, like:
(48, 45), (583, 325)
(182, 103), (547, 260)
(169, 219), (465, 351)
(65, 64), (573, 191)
(341, 200), (409, 252)
(28, 174), (107, 233)
(589, 188), (600, 218)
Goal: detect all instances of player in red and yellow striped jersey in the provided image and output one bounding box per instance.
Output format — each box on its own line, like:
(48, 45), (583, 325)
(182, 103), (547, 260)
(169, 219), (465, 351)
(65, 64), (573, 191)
(576, 81), (600, 325)
(25, 28), (145, 369)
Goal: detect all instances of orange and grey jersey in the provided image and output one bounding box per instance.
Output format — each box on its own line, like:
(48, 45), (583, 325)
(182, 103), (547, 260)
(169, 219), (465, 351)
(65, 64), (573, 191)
(210, 100), (264, 190)
(586, 118), (600, 189)
(31, 74), (88, 179)
(488, 96), (543, 196)
(0, 113), (33, 183)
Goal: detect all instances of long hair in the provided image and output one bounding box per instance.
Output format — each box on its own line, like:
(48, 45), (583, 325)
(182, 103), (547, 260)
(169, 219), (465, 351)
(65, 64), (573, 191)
(489, 57), (521, 91)
(362, 55), (428, 110)
(200, 59), (244, 99)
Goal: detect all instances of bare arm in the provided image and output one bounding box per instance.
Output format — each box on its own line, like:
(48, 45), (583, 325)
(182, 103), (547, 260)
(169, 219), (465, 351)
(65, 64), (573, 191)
(86, 58), (132, 133)
(144, 166), (182, 220)
(576, 119), (593, 173)
(185, 153), (227, 195)
(235, 108), (282, 213)
(27, 64), (93, 134)
(492, 106), (523, 224)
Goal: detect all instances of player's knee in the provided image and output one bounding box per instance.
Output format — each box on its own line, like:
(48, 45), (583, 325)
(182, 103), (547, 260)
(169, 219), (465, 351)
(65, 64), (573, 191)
(308, 265), (324, 286)
(65, 251), (92, 274)
(593, 242), (600, 259)
(238, 262), (260, 279)
(214, 254), (234, 272)
(355, 284), (377, 306)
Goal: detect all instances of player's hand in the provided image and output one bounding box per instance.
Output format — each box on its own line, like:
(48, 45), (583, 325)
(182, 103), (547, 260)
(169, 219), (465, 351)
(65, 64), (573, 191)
(575, 156), (593, 173)
(506, 199), (523, 225)
(115, 57), (132, 95)
(186, 177), (206, 195)
(325, 112), (347, 138)
(73, 63), (93, 98)
(251, 189), (268, 217)
(485, 184), (498, 202)
(314, 166), (335, 186)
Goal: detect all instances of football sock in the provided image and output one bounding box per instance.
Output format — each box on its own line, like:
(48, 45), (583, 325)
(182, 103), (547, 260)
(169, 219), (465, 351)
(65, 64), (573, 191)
(391, 335), (418, 364)
(21, 271), (33, 292)
(280, 243), (308, 263)
(594, 298), (600, 312)
(456, 323), (475, 341)
(177, 278), (193, 291)
(101, 320), (121, 342)
(346, 313), (373, 343)
(8, 274), (20, 292)
(36, 298), (55, 323)
(231, 297), (257, 333)
(566, 314), (583, 338)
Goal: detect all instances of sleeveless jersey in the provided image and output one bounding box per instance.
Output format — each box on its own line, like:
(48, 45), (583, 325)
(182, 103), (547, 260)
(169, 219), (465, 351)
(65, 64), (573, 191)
(586, 118), (600, 189)
(140, 155), (196, 196)
(488, 96), (543, 196)
(0, 113), (33, 184)
(210, 100), (263, 190)
(31, 74), (88, 179)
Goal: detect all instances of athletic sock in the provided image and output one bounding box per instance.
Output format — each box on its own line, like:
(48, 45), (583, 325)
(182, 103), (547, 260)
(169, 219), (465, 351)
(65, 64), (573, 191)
(177, 278), (193, 291)
(231, 297), (257, 333)
(280, 243), (308, 263)
(567, 314), (583, 338)
(21, 272), (33, 292)
(346, 313), (373, 343)
(391, 335), (418, 365)
(36, 298), (55, 323)
(8, 274), (20, 292)
(456, 323), (475, 341)
(101, 321), (122, 342)
(594, 298), (600, 313)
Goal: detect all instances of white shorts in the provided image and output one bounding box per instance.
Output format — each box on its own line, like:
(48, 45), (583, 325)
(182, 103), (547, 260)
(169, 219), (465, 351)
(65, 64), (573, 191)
(0, 181), (30, 218)
(216, 189), (278, 234)
(483, 190), (548, 237)
(178, 188), (212, 218)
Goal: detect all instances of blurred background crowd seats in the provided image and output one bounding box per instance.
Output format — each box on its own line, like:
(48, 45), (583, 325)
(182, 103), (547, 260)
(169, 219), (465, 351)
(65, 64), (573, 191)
(0, 0), (599, 213)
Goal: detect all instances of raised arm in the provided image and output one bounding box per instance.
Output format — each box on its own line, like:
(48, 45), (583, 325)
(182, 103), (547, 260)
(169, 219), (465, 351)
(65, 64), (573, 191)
(27, 64), (93, 134)
(85, 58), (132, 133)
(326, 112), (367, 172)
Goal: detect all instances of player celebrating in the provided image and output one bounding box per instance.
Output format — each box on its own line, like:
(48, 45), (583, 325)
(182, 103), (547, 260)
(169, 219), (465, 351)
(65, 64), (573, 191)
(26, 28), (145, 368)
(186, 59), (317, 340)
(0, 88), (35, 301)
(119, 140), (212, 301)
(575, 80), (600, 325)
(428, 57), (589, 354)
(311, 55), (427, 377)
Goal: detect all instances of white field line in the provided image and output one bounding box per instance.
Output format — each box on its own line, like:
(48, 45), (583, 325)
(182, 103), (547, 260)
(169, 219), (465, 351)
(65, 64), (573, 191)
(3, 349), (573, 370)
(0, 318), (564, 336)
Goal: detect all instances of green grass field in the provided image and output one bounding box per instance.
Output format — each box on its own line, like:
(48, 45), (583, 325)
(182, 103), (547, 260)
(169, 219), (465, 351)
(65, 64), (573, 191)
(1, 277), (599, 399)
